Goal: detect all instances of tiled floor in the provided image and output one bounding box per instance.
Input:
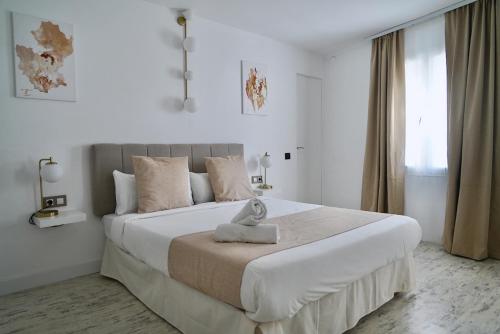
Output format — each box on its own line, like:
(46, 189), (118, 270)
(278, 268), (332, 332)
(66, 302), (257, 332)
(347, 243), (500, 334)
(1, 243), (499, 334)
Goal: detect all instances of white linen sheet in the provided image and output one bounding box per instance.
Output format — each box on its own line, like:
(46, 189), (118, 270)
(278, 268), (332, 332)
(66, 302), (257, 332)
(102, 197), (422, 322)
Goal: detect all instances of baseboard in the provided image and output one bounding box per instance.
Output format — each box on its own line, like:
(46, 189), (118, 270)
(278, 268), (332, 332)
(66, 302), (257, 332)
(0, 259), (101, 296)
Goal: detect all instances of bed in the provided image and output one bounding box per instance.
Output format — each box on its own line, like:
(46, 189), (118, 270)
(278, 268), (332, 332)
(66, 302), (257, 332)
(93, 143), (422, 334)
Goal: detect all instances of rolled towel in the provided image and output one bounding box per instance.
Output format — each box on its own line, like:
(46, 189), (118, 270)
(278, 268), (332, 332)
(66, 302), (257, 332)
(231, 198), (267, 226)
(214, 224), (279, 244)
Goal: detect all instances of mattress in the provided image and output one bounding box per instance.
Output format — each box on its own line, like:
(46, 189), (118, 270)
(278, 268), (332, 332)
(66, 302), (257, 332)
(102, 197), (422, 322)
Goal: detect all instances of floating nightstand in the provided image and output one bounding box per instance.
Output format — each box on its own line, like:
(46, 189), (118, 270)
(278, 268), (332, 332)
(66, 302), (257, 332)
(254, 189), (265, 196)
(33, 210), (86, 228)
(254, 188), (279, 198)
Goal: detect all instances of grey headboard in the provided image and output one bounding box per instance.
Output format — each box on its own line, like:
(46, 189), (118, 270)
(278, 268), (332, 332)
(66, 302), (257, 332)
(92, 143), (244, 216)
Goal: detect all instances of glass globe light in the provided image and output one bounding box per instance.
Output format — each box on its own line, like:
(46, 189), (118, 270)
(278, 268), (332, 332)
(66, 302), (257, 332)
(40, 162), (63, 183)
(183, 37), (196, 52)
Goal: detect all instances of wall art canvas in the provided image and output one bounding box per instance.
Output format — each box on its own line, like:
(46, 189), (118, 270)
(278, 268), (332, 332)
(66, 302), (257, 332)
(13, 12), (76, 101)
(242, 61), (268, 115)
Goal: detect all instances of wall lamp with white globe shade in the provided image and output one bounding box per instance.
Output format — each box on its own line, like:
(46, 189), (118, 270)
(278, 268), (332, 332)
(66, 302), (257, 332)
(258, 152), (273, 189)
(35, 157), (64, 218)
(182, 37), (196, 52)
(177, 9), (196, 112)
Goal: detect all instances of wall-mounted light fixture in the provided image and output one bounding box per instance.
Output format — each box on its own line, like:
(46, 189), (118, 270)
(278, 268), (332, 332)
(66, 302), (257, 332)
(177, 9), (196, 113)
(258, 152), (273, 189)
(35, 157), (64, 218)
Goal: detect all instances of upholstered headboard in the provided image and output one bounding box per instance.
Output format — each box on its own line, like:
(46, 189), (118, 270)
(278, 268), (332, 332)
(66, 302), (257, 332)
(91, 143), (244, 216)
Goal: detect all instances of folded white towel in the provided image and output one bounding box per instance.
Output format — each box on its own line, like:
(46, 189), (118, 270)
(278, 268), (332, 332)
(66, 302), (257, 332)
(214, 224), (279, 244)
(231, 198), (267, 226)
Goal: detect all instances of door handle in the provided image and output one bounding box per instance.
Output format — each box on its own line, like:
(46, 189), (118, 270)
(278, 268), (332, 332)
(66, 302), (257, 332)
(296, 146), (305, 150)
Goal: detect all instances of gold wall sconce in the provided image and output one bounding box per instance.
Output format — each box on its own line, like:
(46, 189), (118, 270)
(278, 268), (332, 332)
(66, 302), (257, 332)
(258, 152), (273, 189)
(35, 157), (64, 218)
(177, 9), (196, 113)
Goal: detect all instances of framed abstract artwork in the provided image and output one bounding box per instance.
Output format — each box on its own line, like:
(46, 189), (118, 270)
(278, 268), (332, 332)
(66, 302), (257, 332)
(13, 12), (76, 101)
(241, 61), (268, 115)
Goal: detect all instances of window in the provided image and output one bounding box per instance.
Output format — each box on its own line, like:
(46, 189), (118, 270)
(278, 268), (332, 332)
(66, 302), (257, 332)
(405, 16), (447, 175)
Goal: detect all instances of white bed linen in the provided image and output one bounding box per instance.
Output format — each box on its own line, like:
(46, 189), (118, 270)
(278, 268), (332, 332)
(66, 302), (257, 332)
(102, 197), (422, 322)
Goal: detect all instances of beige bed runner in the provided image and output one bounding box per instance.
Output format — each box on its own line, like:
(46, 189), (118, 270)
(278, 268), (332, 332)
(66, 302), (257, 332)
(168, 206), (390, 309)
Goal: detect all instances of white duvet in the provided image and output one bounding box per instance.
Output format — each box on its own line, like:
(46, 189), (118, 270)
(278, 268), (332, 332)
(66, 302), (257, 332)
(103, 197), (422, 322)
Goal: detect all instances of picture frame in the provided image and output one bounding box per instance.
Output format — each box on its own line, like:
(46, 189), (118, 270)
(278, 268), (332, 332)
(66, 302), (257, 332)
(13, 12), (76, 101)
(241, 60), (268, 115)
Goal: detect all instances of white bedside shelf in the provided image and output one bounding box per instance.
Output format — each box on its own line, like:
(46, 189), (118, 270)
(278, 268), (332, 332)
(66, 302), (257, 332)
(254, 188), (279, 198)
(33, 210), (86, 228)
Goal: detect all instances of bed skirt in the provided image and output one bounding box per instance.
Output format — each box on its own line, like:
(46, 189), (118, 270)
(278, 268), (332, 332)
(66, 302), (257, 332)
(101, 239), (415, 334)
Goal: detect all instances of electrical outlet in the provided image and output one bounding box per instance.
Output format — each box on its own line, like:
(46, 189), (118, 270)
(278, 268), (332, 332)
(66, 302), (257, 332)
(43, 195), (67, 208)
(251, 175), (263, 184)
(285, 152), (291, 160)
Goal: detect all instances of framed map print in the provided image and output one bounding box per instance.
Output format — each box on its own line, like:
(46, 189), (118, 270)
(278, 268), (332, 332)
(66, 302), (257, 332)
(13, 12), (76, 101)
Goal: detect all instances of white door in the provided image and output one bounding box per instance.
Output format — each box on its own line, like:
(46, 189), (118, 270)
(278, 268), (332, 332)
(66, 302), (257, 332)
(296, 74), (323, 204)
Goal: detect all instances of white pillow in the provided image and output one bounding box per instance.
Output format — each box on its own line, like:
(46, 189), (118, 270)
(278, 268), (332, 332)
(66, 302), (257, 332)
(113, 169), (194, 215)
(190, 172), (215, 204)
(113, 170), (138, 215)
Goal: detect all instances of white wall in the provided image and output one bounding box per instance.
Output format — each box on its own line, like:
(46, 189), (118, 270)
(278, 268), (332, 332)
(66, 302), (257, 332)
(323, 42), (371, 209)
(324, 42), (447, 244)
(0, 0), (326, 294)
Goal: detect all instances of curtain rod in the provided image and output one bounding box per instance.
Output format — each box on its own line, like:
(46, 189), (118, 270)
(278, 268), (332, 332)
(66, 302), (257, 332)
(366, 0), (477, 40)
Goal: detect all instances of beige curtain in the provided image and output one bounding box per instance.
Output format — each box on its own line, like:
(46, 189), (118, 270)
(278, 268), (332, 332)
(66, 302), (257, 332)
(361, 31), (406, 214)
(443, 0), (500, 260)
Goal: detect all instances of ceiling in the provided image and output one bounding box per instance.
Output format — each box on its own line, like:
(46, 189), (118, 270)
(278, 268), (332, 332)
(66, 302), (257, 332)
(147, 0), (465, 56)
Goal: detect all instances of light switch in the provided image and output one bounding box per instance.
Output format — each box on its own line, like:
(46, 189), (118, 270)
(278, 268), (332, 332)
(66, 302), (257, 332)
(251, 175), (263, 184)
(43, 194), (67, 208)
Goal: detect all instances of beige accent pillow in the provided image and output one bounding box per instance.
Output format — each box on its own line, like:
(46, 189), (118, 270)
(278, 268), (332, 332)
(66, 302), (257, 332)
(132, 156), (192, 213)
(205, 155), (256, 202)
